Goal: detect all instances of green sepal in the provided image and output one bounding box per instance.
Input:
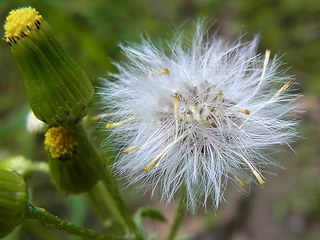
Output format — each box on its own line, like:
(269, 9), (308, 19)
(11, 21), (93, 125)
(0, 170), (28, 237)
(48, 123), (103, 194)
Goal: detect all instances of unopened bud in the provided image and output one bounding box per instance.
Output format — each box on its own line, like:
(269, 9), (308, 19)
(0, 170), (28, 237)
(4, 7), (93, 125)
(44, 125), (102, 193)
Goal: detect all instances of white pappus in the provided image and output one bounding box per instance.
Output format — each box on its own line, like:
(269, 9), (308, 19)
(99, 22), (299, 211)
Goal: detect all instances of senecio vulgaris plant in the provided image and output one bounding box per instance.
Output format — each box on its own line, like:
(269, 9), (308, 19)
(1, 6), (299, 240)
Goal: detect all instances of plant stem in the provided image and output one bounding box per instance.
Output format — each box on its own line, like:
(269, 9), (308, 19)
(167, 194), (186, 240)
(70, 122), (143, 239)
(25, 203), (123, 240)
(87, 181), (121, 228)
(88, 178), (144, 239)
(102, 173), (144, 240)
(27, 162), (49, 174)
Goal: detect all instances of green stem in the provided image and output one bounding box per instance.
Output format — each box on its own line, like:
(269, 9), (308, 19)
(88, 180), (144, 240)
(27, 162), (49, 174)
(167, 194), (186, 240)
(25, 203), (124, 240)
(87, 181), (120, 228)
(89, 179), (145, 239)
(64, 122), (142, 239)
(102, 174), (144, 240)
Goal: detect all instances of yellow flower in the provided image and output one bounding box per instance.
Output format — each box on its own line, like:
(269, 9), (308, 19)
(44, 124), (102, 194)
(45, 126), (78, 159)
(4, 6), (43, 45)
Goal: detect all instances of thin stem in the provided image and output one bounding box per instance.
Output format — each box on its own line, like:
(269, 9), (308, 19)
(88, 172), (144, 239)
(167, 193), (186, 240)
(102, 172), (144, 240)
(87, 181), (123, 229)
(26, 203), (123, 240)
(26, 162), (49, 174)
(74, 122), (143, 239)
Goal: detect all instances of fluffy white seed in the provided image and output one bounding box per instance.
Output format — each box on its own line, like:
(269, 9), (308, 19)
(99, 22), (299, 211)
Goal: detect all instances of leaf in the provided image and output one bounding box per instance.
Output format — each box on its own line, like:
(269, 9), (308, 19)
(138, 207), (167, 222)
(133, 206), (167, 230)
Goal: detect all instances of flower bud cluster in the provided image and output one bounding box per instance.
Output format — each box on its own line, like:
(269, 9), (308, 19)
(4, 7), (101, 194)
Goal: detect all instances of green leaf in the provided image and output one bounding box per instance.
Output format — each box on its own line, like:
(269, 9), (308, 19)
(133, 206), (167, 240)
(134, 206), (167, 223)
(133, 206), (167, 236)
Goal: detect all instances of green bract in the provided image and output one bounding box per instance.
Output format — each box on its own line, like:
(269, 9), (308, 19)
(0, 170), (28, 237)
(45, 124), (103, 194)
(5, 7), (93, 126)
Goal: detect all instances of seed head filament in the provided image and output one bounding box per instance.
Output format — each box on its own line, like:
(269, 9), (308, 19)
(151, 83), (265, 183)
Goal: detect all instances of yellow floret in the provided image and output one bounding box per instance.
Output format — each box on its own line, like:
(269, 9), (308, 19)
(44, 126), (78, 159)
(4, 6), (43, 44)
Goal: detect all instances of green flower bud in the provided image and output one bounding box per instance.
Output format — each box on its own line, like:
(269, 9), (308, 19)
(0, 170), (28, 237)
(4, 7), (93, 125)
(44, 124), (102, 193)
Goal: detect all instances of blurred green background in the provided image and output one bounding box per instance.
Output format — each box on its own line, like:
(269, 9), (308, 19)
(0, 0), (319, 239)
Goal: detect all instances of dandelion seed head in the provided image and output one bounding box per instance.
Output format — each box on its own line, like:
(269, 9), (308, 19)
(99, 22), (299, 211)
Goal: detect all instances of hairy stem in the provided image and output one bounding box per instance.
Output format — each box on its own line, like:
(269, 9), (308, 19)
(26, 203), (123, 240)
